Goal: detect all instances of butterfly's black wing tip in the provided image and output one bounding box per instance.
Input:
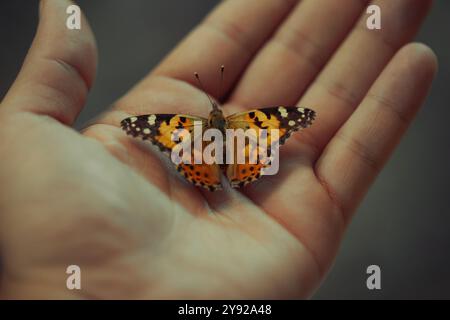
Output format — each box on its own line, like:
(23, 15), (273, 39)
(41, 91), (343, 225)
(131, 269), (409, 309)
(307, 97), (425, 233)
(305, 107), (316, 120)
(297, 106), (316, 127)
(120, 117), (140, 137)
(120, 116), (134, 129)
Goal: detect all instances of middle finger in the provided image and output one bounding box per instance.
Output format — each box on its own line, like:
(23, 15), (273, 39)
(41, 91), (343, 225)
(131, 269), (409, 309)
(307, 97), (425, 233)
(228, 0), (369, 108)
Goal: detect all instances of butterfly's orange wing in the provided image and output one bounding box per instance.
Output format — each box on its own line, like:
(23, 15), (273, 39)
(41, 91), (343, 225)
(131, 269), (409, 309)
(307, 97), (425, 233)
(121, 114), (223, 191)
(225, 106), (315, 188)
(176, 163), (222, 191)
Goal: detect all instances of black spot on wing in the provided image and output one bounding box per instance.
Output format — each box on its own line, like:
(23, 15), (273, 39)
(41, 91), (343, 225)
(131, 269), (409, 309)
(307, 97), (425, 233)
(253, 116), (269, 129)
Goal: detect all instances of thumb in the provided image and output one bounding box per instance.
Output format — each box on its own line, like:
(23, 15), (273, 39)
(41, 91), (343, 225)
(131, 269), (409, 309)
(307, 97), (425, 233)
(2, 0), (97, 126)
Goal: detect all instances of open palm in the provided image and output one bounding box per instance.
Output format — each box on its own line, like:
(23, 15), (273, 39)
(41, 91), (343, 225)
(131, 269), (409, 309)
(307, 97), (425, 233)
(0, 0), (436, 299)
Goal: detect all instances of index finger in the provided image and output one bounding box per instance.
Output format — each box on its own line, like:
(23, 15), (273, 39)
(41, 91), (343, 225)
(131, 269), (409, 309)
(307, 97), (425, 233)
(150, 0), (299, 99)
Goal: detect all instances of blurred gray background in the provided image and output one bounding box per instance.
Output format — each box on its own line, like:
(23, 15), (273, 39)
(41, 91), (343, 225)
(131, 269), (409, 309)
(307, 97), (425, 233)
(1, 0), (449, 299)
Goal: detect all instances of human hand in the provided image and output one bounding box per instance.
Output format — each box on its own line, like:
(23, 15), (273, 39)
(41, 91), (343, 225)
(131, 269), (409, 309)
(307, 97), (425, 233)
(0, 0), (436, 299)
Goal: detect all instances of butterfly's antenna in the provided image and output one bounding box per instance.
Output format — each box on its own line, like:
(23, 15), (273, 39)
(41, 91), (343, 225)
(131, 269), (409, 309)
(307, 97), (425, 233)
(194, 72), (218, 111)
(220, 65), (225, 99)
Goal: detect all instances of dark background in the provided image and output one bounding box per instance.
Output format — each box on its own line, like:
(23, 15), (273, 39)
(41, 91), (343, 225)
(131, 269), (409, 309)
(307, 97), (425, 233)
(1, 0), (449, 299)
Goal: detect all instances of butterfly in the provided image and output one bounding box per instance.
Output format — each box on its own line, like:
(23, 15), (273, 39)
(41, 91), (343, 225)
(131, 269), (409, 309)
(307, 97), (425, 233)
(121, 68), (315, 191)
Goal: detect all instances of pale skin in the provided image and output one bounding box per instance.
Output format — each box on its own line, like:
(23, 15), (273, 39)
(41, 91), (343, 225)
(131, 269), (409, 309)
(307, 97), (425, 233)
(0, 0), (437, 299)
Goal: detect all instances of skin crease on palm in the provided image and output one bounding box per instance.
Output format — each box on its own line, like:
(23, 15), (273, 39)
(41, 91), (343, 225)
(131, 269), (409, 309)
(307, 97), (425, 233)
(0, 0), (437, 299)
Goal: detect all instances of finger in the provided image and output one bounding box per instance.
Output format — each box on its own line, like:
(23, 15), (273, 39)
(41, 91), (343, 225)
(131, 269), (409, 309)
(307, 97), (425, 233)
(2, 0), (97, 126)
(229, 0), (369, 107)
(297, 0), (432, 154)
(316, 43), (437, 221)
(103, 0), (298, 126)
(150, 0), (298, 99)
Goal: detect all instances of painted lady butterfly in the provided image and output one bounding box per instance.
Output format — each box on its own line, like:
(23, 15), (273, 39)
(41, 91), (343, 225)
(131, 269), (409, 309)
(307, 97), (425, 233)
(121, 68), (315, 191)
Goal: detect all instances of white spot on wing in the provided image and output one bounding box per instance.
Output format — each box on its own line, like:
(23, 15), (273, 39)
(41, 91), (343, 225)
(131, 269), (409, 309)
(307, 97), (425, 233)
(288, 120), (296, 126)
(130, 117), (138, 123)
(278, 106), (288, 118)
(148, 114), (156, 125)
(143, 128), (150, 134)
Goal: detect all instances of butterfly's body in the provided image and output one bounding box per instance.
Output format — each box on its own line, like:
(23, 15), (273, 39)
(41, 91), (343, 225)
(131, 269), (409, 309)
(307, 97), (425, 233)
(207, 103), (227, 135)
